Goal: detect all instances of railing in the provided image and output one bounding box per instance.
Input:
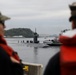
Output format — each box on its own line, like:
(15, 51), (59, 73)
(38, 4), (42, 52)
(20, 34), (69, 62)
(22, 62), (43, 75)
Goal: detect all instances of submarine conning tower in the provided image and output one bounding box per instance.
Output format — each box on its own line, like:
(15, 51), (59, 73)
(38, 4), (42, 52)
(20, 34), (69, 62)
(33, 28), (39, 43)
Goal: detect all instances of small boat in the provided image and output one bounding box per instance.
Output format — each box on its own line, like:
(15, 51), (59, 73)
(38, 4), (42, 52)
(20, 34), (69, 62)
(43, 39), (61, 46)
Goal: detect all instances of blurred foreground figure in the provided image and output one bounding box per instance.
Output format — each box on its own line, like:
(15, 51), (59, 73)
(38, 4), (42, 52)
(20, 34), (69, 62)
(43, 2), (76, 75)
(0, 12), (23, 75)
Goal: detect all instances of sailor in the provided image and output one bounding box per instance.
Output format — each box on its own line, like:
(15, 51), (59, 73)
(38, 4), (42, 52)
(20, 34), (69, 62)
(60, 2), (76, 75)
(43, 2), (76, 75)
(0, 12), (23, 75)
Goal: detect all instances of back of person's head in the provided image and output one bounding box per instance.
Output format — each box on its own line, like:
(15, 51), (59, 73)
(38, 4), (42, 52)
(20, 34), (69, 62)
(69, 2), (76, 22)
(69, 2), (76, 28)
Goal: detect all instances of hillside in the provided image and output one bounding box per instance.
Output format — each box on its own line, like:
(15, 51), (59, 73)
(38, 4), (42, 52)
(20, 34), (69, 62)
(5, 28), (39, 38)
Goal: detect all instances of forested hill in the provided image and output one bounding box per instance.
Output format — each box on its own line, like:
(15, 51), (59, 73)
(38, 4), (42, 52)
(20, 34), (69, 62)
(5, 28), (39, 38)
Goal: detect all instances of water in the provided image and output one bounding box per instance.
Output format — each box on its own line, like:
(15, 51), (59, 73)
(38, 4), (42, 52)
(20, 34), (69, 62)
(5, 37), (60, 72)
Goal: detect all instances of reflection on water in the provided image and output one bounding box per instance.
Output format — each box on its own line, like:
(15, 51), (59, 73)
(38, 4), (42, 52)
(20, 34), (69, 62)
(34, 47), (38, 63)
(5, 38), (60, 72)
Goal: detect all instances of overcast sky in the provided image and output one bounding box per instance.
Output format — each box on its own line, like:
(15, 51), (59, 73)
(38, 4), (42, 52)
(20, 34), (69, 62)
(0, 0), (75, 35)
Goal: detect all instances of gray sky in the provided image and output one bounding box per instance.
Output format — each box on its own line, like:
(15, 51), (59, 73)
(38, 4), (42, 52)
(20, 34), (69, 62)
(0, 0), (75, 35)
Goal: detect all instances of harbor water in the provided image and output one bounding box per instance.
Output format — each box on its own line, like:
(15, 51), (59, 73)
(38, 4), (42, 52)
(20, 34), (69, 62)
(5, 37), (60, 72)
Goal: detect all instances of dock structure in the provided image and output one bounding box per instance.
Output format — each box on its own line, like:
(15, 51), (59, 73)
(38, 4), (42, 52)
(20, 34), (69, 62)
(22, 62), (43, 75)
